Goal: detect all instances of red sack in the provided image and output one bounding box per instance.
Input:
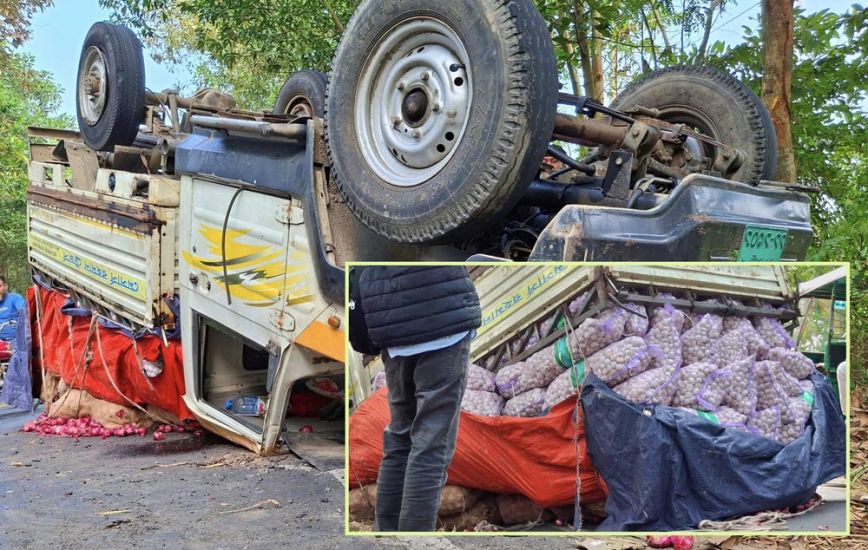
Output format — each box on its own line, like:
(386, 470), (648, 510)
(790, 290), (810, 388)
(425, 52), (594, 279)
(348, 388), (608, 507)
(28, 287), (192, 420)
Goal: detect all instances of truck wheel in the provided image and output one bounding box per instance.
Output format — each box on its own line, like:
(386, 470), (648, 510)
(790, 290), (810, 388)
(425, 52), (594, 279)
(326, 0), (558, 243)
(273, 70), (328, 117)
(611, 65), (777, 184)
(76, 22), (146, 152)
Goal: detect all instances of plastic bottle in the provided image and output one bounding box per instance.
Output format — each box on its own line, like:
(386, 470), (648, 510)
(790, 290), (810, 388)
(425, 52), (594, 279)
(224, 395), (266, 416)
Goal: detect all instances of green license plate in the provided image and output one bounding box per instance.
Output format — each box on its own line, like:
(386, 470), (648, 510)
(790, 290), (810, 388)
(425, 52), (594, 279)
(737, 225), (788, 261)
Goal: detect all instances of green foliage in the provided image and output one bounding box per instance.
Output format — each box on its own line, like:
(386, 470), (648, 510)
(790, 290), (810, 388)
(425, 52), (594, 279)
(100, 0), (359, 109)
(702, 7), (867, 375)
(0, 0), (53, 49)
(0, 52), (72, 293)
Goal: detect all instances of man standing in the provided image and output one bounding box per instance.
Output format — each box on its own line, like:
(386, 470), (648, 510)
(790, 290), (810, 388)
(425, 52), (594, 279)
(354, 266), (481, 532)
(0, 276), (25, 343)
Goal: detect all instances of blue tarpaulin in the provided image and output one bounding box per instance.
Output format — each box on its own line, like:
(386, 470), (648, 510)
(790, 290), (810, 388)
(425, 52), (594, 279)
(0, 304), (33, 412)
(581, 370), (846, 531)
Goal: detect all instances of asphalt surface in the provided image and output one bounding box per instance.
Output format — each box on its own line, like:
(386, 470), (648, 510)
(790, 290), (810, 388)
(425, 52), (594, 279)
(0, 407), (846, 548)
(0, 410), (588, 549)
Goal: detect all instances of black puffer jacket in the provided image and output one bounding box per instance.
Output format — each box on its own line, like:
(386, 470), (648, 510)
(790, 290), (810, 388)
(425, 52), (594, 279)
(358, 266), (481, 348)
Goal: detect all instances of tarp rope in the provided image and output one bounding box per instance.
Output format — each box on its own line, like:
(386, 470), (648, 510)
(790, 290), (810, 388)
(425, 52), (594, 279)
(697, 494), (824, 531)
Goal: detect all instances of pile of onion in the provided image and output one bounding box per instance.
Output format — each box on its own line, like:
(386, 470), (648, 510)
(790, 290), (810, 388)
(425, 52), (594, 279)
(21, 414), (146, 439)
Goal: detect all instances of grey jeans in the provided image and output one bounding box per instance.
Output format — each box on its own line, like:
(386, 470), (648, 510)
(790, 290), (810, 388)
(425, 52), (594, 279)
(374, 335), (470, 532)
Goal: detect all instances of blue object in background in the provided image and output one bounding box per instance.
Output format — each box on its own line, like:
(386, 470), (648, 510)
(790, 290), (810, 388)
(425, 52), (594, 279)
(580, 371), (846, 531)
(0, 304), (33, 412)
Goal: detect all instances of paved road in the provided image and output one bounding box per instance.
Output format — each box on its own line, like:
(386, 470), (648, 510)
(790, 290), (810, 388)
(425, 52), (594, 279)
(1, 411), (591, 549)
(0, 408), (847, 549)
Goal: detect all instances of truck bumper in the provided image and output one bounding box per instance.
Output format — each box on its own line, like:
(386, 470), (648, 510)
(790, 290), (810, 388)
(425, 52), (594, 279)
(529, 174), (812, 262)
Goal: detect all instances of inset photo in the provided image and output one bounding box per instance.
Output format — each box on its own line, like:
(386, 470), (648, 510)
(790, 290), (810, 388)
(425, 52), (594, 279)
(346, 263), (848, 535)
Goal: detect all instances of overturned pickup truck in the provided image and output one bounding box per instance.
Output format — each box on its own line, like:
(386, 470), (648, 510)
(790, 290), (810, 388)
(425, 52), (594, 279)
(25, 1), (813, 451)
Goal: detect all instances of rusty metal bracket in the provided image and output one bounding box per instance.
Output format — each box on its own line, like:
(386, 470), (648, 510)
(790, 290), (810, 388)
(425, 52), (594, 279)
(712, 148), (745, 177)
(601, 151), (633, 201)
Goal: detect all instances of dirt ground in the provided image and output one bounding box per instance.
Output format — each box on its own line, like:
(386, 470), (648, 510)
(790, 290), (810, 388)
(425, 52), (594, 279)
(1, 400), (864, 549)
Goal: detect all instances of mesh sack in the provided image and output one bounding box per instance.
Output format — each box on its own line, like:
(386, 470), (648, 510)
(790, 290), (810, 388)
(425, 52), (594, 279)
(623, 303), (649, 337)
(568, 291), (592, 315)
(671, 362), (719, 408)
(722, 317), (770, 358)
(544, 368), (581, 410)
(767, 347), (816, 380)
(494, 347), (562, 398)
(372, 371), (387, 393)
(573, 307), (629, 357)
(722, 356), (758, 417)
(696, 368), (732, 411)
(503, 388), (546, 417)
(461, 389), (505, 417)
(650, 294), (686, 332)
(467, 363), (496, 392)
(681, 405), (750, 430)
(681, 314), (723, 366)
(715, 406), (749, 427)
(780, 394), (813, 443)
(748, 405), (782, 442)
(753, 314), (796, 350)
(612, 365), (680, 406)
(718, 328), (749, 367)
(770, 361), (802, 397)
(687, 300), (723, 331)
(644, 315), (682, 375)
(799, 379), (816, 394)
(587, 336), (654, 386)
(754, 360), (788, 410)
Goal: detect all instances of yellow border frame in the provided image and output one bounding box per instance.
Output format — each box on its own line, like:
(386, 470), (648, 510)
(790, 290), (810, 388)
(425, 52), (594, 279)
(343, 261), (851, 538)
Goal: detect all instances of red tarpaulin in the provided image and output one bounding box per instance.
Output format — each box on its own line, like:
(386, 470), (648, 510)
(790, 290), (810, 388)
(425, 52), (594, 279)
(28, 287), (192, 420)
(348, 388), (608, 507)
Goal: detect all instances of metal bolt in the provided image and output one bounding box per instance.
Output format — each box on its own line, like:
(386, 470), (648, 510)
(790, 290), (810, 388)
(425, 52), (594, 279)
(412, 130), (421, 138)
(397, 81), (405, 91)
(723, 152), (731, 159)
(632, 129), (641, 137)
(432, 103), (440, 112)
(422, 72), (430, 81)
(615, 158), (623, 166)
(447, 109), (457, 119)
(392, 116), (402, 126)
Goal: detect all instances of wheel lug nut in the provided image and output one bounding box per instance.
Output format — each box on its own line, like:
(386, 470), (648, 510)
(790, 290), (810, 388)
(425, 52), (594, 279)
(397, 81), (405, 91)
(432, 103), (440, 112)
(392, 116), (402, 126)
(412, 130), (421, 138)
(422, 72), (430, 81)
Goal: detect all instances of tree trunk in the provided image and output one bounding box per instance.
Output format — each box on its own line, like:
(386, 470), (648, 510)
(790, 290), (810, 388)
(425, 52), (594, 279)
(641, 9), (658, 69)
(650, 0), (671, 54)
(570, 2), (597, 99)
(761, 0), (797, 182)
(694, 0), (720, 65)
(564, 42), (582, 96)
(590, 12), (604, 102)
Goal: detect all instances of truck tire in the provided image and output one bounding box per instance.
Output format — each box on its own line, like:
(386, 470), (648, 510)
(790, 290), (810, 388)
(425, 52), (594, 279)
(326, 0), (558, 243)
(76, 22), (146, 152)
(611, 65), (777, 184)
(273, 70), (328, 117)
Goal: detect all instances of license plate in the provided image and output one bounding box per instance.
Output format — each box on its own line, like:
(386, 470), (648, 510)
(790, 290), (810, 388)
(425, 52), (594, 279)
(737, 225), (788, 261)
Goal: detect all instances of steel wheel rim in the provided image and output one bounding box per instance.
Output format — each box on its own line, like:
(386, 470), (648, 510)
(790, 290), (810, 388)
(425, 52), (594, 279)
(79, 46), (108, 126)
(657, 105), (721, 161)
(354, 17), (472, 187)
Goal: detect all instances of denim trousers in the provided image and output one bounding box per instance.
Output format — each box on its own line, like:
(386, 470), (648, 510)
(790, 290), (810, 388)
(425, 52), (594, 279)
(374, 335), (469, 532)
